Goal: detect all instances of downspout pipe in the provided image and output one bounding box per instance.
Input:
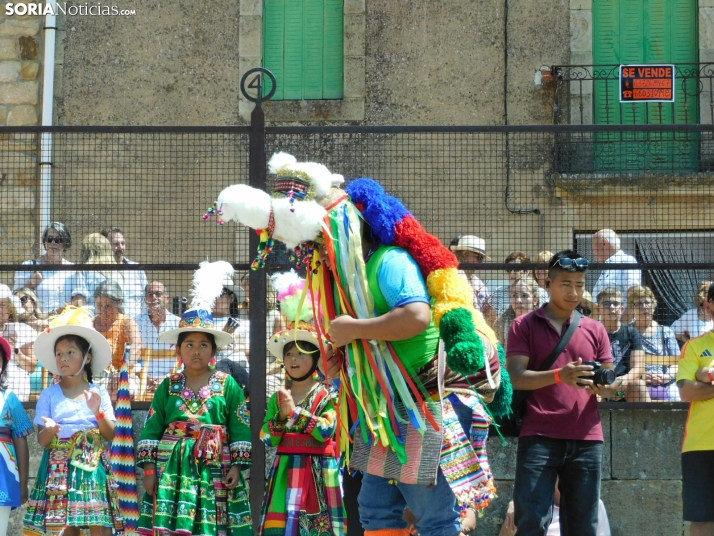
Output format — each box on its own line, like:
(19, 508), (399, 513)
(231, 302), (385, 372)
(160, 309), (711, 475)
(39, 0), (57, 245)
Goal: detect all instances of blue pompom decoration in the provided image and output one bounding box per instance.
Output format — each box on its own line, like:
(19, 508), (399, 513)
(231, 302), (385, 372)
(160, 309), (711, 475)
(346, 178), (411, 245)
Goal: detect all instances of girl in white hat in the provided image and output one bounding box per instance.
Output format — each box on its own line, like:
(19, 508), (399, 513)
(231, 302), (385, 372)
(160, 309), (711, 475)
(23, 306), (123, 535)
(258, 271), (345, 536)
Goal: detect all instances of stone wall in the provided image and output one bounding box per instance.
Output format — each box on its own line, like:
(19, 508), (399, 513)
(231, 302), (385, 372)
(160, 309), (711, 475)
(0, 4), (43, 280)
(0, 4), (42, 126)
(7, 407), (690, 535)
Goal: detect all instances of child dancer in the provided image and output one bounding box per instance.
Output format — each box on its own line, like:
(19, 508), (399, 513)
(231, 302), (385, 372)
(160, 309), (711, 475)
(136, 261), (252, 536)
(259, 271), (345, 536)
(0, 336), (32, 534)
(23, 307), (123, 536)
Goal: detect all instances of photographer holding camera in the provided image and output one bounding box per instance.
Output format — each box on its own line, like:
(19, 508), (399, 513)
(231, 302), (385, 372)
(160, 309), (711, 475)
(506, 250), (619, 536)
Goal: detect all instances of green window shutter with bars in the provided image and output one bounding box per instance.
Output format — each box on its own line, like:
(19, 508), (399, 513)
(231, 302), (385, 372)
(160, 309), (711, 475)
(592, 0), (698, 172)
(263, 0), (344, 100)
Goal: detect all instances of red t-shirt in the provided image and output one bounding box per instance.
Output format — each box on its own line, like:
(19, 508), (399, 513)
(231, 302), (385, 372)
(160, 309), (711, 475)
(507, 306), (613, 441)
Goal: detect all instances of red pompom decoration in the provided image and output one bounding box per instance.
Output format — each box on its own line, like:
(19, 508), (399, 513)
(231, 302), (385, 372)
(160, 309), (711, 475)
(393, 216), (459, 277)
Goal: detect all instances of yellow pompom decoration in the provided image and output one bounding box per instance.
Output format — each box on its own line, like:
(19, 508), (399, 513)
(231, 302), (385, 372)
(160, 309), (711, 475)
(427, 267), (475, 327)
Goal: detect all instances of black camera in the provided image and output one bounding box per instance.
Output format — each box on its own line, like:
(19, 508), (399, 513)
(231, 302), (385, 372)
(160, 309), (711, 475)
(577, 361), (616, 387)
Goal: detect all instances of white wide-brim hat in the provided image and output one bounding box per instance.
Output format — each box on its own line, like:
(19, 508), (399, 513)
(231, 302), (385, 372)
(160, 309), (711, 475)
(34, 307), (112, 376)
(449, 235), (491, 260)
(268, 323), (326, 361)
(159, 308), (234, 347)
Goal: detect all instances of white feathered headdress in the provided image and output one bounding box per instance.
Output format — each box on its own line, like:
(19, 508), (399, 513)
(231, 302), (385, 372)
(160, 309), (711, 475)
(205, 152), (344, 264)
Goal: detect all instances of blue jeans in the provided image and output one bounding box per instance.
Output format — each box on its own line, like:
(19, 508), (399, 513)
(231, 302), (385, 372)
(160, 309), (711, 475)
(514, 435), (603, 536)
(357, 394), (473, 536)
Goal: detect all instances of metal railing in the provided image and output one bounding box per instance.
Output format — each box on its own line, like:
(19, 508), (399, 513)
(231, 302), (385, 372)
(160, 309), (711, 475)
(552, 63), (714, 125)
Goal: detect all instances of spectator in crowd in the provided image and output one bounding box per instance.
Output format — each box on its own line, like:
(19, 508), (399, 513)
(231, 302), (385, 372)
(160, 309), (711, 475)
(492, 251), (549, 317)
(532, 250), (554, 290)
(591, 229), (641, 310)
(134, 280), (180, 389)
(507, 250), (617, 536)
(0, 285), (37, 402)
(13, 222), (74, 314)
(233, 273), (288, 395)
(671, 281), (714, 344)
(449, 235), (494, 320)
(13, 288), (48, 332)
(578, 290), (597, 318)
(495, 276), (541, 345)
(597, 287), (649, 402)
(212, 274), (250, 371)
(676, 282), (714, 536)
(101, 227), (148, 317)
(67, 233), (121, 310)
(628, 285), (680, 401)
(92, 280), (142, 398)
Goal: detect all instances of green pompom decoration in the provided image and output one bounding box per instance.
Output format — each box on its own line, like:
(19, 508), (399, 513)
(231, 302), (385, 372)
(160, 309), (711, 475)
(440, 307), (486, 375)
(486, 342), (514, 419)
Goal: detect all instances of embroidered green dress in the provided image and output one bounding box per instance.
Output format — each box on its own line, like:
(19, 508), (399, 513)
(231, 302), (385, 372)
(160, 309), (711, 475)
(136, 371), (252, 536)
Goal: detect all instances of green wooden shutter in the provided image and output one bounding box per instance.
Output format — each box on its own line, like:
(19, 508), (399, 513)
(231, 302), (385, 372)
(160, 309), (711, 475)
(263, 0), (344, 100)
(323, 0), (344, 98)
(303, 0), (325, 99)
(263, 0), (285, 100)
(283, 1), (305, 99)
(593, 0), (620, 125)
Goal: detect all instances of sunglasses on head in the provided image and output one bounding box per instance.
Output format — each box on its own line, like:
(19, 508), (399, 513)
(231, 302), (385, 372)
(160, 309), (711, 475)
(552, 257), (588, 271)
(44, 236), (64, 244)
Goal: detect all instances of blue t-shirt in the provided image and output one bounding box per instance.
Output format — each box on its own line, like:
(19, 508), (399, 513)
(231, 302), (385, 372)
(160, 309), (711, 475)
(376, 248), (430, 309)
(0, 389), (34, 508)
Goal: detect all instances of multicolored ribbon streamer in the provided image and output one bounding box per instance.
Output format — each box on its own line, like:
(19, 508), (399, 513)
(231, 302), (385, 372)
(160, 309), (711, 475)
(110, 346), (139, 534)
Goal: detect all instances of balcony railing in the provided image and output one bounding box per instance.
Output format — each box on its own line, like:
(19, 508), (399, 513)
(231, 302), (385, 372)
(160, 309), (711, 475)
(552, 63), (714, 126)
(549, 64), (714, 174)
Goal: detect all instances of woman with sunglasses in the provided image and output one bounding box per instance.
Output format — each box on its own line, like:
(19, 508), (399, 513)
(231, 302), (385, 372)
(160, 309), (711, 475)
(13, 222), (74, 315)
(628, 286), (680, 401)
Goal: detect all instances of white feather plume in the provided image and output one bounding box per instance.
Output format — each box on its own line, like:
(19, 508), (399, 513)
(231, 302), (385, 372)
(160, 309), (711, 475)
(190, 260), (235, 311)
(270, 269), (302, 296)
(268, 152), (297, 175)
(271, 198), (326, 248)
(217, 184), (271, 229)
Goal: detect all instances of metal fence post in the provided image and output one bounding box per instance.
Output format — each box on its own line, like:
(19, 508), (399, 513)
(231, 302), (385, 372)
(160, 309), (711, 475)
(241, 68), (276, 533)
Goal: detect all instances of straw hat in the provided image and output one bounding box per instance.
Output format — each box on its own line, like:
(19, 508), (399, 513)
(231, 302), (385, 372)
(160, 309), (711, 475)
(448, 235), (491, 260)
(158, 261), (236, 348)
(34, 306), (112, 376)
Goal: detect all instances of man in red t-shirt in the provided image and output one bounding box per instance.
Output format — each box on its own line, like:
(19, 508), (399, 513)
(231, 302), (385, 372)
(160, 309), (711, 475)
(506, 250), (618, 536)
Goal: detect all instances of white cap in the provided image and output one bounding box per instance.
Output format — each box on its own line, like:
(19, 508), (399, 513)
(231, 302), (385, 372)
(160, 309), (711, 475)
(449, 235), (491, 260)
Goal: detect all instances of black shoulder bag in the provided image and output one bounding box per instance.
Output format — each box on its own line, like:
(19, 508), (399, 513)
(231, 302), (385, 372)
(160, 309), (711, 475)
(493, 311), (582, 437)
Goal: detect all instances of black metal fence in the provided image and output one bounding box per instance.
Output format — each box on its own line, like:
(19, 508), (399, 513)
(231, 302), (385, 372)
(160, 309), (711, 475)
(2, 123), (713, 410)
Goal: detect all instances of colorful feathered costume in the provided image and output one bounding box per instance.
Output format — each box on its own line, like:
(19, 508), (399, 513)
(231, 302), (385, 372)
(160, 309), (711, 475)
(207, 153), (512, 517)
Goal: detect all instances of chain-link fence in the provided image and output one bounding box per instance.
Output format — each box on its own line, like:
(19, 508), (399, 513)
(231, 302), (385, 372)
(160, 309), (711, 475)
(1, 124), (712, 407)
